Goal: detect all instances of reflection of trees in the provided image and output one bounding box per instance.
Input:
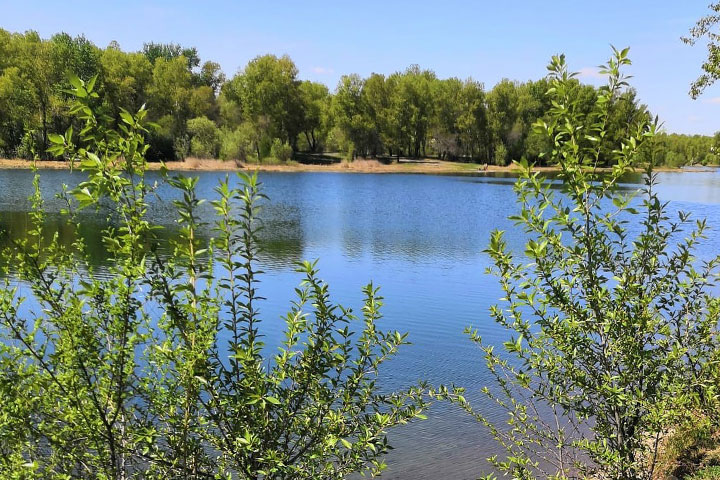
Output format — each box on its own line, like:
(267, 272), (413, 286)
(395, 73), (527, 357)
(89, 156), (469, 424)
(256, 205), (304, 268)
(0, 208), (304, 273)
(0, 211), (202, 271)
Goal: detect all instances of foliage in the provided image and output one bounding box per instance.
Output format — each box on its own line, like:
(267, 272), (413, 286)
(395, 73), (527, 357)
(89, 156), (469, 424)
(683, 2), (720, 98)
(652, 132), (720, 167)
(450, 48), (720, 480)
(0, 76), (428, 479)
(269, 137), (293, 162)
(187, 115), (220, 158)
(688, 466), (720, 480)
(219, 124), (254, 162)
(0, 28), (710, 164)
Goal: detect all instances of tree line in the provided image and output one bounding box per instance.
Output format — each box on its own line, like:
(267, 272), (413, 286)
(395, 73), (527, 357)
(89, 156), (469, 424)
(0, 28), (717, 166)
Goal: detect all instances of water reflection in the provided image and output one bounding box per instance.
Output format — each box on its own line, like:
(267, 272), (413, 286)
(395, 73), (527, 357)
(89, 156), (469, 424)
(2, 168), (720, 479)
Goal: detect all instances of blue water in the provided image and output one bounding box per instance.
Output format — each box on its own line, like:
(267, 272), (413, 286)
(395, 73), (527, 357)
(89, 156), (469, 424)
(2, 168), (720, 479)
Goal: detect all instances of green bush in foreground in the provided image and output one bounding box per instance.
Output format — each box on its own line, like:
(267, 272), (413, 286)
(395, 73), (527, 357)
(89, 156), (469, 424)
(450, 48), (720, 480)
(0, 75), (428, 479)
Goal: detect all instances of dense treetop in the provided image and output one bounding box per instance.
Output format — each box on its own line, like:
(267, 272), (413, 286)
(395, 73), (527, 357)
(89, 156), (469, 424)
(0, 29), (716, 166)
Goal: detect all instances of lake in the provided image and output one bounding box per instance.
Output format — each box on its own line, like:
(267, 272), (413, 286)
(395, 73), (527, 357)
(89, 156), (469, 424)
(2, 168), (720, 479)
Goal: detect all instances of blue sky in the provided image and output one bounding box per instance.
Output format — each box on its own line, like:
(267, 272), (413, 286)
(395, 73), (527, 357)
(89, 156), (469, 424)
(1, 0), (718, 135)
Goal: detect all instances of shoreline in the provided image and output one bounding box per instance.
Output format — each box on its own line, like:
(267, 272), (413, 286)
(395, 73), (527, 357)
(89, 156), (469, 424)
(0, 157), (702, 175)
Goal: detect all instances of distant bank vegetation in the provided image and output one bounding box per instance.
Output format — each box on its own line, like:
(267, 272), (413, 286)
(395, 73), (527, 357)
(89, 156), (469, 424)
(0, 28), (717, 167)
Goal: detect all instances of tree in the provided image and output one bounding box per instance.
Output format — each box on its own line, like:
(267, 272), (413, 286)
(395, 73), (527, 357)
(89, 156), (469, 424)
(187, 115), (220, 158)
(449, 48), (720, 480)
(332, 74), (373, 157)
(487, 79), (520, 165)
(147, 55), (193, 158)
(198, 60), (225, 92)
(143, 42), (199, 70)
(298, 80), (330, 152)
(99, 45), (153, 120)
(0, 66), (33, 155)
(188, 85), (219, 120)
(388, 65), (435, 158)
(15, 31), (64, 158)
(227, 54), (304, 151)
(50, 32), (101, 82)
(457, 79), (490, 161)
(148, 56), (192, 118)
(683, 2), (720, 98)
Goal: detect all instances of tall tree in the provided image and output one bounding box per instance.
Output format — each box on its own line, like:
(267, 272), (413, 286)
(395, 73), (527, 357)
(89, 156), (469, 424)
(222, 55), (303, 153)
(298, 80), (330, 152)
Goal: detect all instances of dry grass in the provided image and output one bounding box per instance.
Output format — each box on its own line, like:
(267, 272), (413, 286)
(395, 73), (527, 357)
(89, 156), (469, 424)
(0, 157), (689, 175)
(654, 414), (720, 479)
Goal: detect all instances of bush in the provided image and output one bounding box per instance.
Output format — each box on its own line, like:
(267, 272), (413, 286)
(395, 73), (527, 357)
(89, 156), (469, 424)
(270, 137), (293, 162)
(173, 133), (190, 160)
(0, 76), (429, 479)
(187, 115), (220, 158)
(656, 415), (720, 479)
(449, 48), (720, 480)
(219, 124), (253, 162)
(15, 129), (41, 159)
(492, 141), (507, 166)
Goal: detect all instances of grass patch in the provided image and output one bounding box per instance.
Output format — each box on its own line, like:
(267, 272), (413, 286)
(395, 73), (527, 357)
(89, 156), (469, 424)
(686, 466), (720, 480)
(655, 414), (720, 479)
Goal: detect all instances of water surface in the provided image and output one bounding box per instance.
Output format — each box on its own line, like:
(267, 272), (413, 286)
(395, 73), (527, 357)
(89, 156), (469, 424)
(2, 168), (720, 479)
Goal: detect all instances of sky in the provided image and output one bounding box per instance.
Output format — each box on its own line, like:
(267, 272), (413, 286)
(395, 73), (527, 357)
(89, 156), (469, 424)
(1, 0), (718, 135)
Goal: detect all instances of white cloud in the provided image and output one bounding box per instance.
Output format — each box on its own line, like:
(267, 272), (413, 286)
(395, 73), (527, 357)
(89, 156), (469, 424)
(703, 97), (720, 104)
(312, 66), (334, 75)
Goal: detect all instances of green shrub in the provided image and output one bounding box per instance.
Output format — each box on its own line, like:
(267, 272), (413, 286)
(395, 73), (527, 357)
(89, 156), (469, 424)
(492, 141), (507, 166)
(146, 114), (176, 161)
(219, 124), (253, 162)
(687, 466), (720, 480)
(656, 415), (719, 478)
(345, 141), (355, 162)
(447, 48), (720, 480)
(0, 75), (429, 479)
(187, 115), (220, 158)
(270, 137), (292, 162)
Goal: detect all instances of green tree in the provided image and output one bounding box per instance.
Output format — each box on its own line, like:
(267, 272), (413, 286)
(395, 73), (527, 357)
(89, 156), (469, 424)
(298, 80), (330, 152)
(143, 42), (199, 70)
(457, 79), (490, 161)
(15, 31), (64, 158)
(0, 66), (33, 155)
(187, 115), (220, 158)
(450, 49), (720, 480)
(198, 60), (225, 92)
(99, 43), (153, 120)
(389, 65), (435, 158)
(487, 79), (520, 164)
(226, 54), (304, 151)
(332, 73), (373, 157)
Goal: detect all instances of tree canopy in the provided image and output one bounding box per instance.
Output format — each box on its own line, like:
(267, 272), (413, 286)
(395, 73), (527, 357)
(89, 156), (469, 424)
(0, 28), (714, 166)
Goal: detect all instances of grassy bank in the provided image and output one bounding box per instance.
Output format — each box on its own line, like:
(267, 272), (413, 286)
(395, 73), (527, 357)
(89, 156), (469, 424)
(0, 157), (702, 174)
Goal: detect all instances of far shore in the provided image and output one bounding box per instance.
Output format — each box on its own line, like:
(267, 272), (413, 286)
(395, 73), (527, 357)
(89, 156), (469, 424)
(0, 157), (705, 175)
